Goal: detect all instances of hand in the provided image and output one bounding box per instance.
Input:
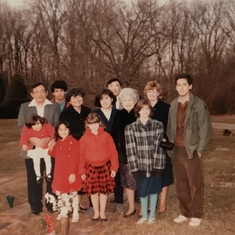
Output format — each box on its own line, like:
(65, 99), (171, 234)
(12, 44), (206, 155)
(81, 174), (86, 180)
(69, 174), (76, 184)
(197, 152), (202, 158)
(111, 170), (116, 178)
(161, 138), (166, 142)
(48, 139), (56, 150)
(29, 137), (50, 147)
(22, 145), (28, 151)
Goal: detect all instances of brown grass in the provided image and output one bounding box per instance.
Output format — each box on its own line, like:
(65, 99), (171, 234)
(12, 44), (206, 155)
(0, 118), (235, 235)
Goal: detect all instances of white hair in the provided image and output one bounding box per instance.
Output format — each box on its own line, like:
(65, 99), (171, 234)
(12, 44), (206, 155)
(119, 87), (139, 104)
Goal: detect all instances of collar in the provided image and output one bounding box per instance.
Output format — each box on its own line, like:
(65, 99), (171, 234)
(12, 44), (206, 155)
(28, 98), (52, 107)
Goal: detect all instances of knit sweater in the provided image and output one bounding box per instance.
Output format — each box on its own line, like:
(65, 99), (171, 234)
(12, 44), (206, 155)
(79, 127), (119, 175)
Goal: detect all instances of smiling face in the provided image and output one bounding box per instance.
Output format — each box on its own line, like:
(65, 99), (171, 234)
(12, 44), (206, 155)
(30, 85), (48, 105)
(107, 81), (122, 96)
(69, 95), (83, 108)
(121, 94), (136, 112)
(100, 94), (113, 109)
(58, 123), (70, 140)
(176, 78), (192, 98)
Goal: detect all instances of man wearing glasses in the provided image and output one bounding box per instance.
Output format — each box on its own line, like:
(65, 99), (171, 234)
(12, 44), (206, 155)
(18, 82), (61, 215)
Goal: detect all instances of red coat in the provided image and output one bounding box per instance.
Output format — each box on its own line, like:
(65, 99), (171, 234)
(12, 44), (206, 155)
(20, 123), (55, 149)
(48, 135), (83, 193)
(79, 127), (119, 175)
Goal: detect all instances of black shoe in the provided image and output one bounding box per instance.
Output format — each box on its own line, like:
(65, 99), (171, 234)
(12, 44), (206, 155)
(46, 174), (52, 182)
(31, 208), (42, 215)
(36, 176), (42, 184)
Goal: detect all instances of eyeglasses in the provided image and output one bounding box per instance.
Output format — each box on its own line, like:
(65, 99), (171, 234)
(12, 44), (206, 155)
(32, 90), (46, 94)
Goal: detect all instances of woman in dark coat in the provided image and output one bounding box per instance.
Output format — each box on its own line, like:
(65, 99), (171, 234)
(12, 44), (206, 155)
(111, 87), (139, 216)
(92, 89), (119, 134)
(144, 81), (174, 213)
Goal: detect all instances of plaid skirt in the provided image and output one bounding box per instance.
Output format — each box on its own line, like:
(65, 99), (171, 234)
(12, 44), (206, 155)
(84, 161), (115, 195)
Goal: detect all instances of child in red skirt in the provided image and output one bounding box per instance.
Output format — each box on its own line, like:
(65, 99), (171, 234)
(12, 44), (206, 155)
(48, 120), (83, 223)
(79, 113), (119, 221)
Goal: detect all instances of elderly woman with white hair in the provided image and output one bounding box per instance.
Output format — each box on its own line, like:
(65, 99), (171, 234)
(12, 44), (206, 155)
(111, 87), (139, 217)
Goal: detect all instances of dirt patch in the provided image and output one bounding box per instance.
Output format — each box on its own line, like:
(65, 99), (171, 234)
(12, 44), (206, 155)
(0, 119), (235, 235)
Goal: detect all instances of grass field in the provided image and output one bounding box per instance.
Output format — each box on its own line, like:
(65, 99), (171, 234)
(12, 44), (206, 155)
(0, 118), (235, 235)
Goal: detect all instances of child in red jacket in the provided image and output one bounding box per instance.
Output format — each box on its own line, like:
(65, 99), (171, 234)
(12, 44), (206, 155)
(79, 113), (119, 221)
(20, 114), (54, 183)
(48, 120), (83, 223)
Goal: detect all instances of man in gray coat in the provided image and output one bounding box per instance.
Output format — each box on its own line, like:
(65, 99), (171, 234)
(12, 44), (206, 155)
(18, 82), (60, 214)
(167, 74), (212, 227)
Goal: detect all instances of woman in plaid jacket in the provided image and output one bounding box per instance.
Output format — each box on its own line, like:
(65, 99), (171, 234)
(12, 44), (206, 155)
(125, 99), (165, 225)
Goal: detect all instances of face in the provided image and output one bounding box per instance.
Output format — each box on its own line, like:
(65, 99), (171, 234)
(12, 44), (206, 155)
(176, 78), (192, 97)
(146, 89), (159, 102)
(58, 123), (70, 139)
(30, 85), (48, 104)
(88, 122), (100, 134)
(107, 81), (122, 96)
(121, 95), (136, 112)
(100, 94), (113, 109)
(32, 121), (42, 131)
(138, 105), (151, 119)
(69, 95), (83, 108)
(53, 88), (66, 102)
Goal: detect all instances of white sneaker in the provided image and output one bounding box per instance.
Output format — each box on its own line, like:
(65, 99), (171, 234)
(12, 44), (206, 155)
(173, 215), (188, 223)
(148, 218), (155, 224)
(136, 217), (148, 225)
(189, 218), (202, 227)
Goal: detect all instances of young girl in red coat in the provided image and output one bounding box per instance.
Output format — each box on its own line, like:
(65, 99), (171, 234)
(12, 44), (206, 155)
(48, 120), (83, 223)
(79, 113), (119, 221)
(20, 114), (54, 183)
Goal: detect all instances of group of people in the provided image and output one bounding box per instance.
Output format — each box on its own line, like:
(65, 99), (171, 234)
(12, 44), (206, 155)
(17, 74), (212, 227)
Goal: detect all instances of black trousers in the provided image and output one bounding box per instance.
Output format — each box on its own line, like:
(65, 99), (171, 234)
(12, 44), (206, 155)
(25, 157), (55, 212)
(114, 167), (123, 204)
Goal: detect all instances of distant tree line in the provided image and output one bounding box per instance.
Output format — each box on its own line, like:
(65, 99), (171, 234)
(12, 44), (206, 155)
(0, 0), (235, 114)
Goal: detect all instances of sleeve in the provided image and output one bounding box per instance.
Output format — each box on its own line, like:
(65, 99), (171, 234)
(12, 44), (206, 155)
(70, 140), (80, 174)
(197, 104), (213, 154)
(107, 135), (119, 172)
(154, 122), (165, 170)
(110, 114), (118, 147)
(52, 104), (61, 127)
(78, 138), (87, 175)
(124, 125), (138, 172)
(45, 123), (55, 139)
(17, 104), (27, 133)
(48, 142), (56, 158)
(19, 125), (29, 146)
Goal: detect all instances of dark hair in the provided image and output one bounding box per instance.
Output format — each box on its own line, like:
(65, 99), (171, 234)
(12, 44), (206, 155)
(51, 80), (68, 92)
(66, 87), (84, 102)
(175, 74), (193, 86)
(54, 120), (71, 140)
(84, 113), (105, 129)
(106, 77), (123, 87)
(134, 99), (153, 118)
(30, 82), (48, 93)
(94, 89), (117, 107)
(25, 114), (47, 128)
